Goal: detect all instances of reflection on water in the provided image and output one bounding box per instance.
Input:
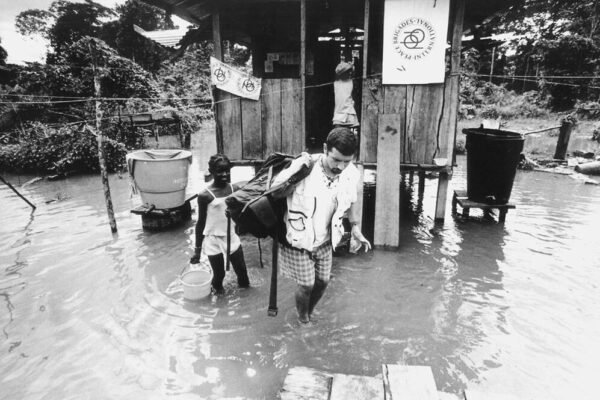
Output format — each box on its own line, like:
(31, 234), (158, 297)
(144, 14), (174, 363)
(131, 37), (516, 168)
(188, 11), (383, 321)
(1, 154), (600, 399)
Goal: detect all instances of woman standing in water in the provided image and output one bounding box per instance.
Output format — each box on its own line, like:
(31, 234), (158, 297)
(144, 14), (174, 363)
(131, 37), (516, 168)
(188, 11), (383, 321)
(190, 154), (250, 293)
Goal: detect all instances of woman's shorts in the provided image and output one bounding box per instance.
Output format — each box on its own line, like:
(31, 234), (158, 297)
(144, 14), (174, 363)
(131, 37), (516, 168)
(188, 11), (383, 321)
(203, 234), (241, 256)
(278, 242), (332, 286)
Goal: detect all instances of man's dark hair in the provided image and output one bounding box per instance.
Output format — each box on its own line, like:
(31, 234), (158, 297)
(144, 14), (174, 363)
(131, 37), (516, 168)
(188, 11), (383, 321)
(326, 127), (357, 156)
(208, 153), (231, 173)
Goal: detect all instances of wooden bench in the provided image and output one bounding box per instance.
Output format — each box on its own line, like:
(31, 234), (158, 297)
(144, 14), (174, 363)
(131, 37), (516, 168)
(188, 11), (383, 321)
(452, 190), (515, 222)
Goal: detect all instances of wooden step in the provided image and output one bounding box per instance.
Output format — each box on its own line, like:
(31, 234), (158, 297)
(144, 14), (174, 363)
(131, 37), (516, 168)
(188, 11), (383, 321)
(464, 389), (522, 400)
(280, 366), (332, 400)
(383, 364), (439, 400)
(280, 365), (461, 400)
(330, 373), (383, 400)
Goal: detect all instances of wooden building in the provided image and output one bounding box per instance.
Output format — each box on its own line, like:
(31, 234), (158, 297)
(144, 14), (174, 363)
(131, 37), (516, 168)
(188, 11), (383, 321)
(142, 0), (516, 247)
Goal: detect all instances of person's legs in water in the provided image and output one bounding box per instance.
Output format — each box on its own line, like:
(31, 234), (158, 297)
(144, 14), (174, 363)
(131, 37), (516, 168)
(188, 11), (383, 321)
(308, 277), (328, 317)
(208, 254), (225, 293)
(295, 285), (312, 323)
(229, 246), (250, 288)
(308, 243), (333, 318)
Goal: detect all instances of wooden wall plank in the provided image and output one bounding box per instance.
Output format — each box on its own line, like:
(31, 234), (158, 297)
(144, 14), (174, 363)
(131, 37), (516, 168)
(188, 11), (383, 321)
(442, 0), (466, 165)
(330, 374), (383, 400)
(383, 364), (438, 400)
(374, 114), (401, 248)
(280, 366), (332, 400)
(383, 85), (405, 114)
(405, 84), (444, 164)
(281, 79), (303, 154)
(241, 97), (263, 159)
(262, 79), (282, 155)
(217, 90), (242, 159)
(359, 77), (383, 163)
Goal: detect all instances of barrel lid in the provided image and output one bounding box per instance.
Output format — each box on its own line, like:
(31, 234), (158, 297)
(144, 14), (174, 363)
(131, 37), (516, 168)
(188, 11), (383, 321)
(462, 128), (524, 140)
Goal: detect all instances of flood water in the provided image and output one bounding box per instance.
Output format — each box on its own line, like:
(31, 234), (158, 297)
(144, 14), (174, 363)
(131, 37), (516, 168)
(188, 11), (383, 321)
(2, 144), (600, 399)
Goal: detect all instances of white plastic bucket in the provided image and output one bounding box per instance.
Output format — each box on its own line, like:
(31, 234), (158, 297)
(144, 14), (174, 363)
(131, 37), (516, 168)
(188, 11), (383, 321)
(180, 267), (213, 300)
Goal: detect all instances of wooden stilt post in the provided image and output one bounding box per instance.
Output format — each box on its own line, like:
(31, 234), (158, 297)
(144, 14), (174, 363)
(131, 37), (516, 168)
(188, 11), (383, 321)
(417, 170), (426, 198)
(90, 42), (117, 233)
(362, 0), (370, 81)
(434, 169), (450, 221)
(554, 117), (575, 160)
(374, 115), (401, 248)
(300, 0), (307, 148)
(212, 4), (224, 154)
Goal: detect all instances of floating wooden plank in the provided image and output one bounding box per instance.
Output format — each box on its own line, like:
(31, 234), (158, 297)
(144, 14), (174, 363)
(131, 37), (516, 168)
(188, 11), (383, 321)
(374, 114), (401, 248)
(464, 389), (521, 400)
(241, 97), (263, 159)
(281, 79), (303, 154)
(262, 79), (282, 154)
(330, 373), (383, 400)
(405, 84), (444, 164)
(217, 90), (243, 159)
(438, 392), (461, 400)
(280, 366), (332, 400)
(360, 77), (383, 163)
(383, 364), (438, 400)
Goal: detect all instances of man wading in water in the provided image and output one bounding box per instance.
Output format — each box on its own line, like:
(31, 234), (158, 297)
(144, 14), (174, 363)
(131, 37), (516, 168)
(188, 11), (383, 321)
(273, 127), (371, 323)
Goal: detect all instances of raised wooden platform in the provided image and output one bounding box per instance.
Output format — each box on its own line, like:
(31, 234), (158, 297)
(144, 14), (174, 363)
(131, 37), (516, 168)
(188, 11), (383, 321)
(280, 365), (523, 400)
(130, 195), (196, 230)
(452, 190), (515, 222)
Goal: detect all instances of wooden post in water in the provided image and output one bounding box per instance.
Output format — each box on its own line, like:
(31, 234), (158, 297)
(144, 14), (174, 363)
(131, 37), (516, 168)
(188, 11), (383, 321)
(90, 43), (117, 233)
(553, 117), (575, 160)
(212, 4), (224, 154)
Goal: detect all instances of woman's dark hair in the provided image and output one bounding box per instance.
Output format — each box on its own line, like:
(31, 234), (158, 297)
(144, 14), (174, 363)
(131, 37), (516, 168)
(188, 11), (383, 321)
(208, 153), (231, 173)
(326, 127), (357, 156)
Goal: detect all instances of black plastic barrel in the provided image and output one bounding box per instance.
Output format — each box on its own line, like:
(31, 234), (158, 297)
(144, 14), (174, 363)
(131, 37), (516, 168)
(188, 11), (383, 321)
(463, 128), (524, 205)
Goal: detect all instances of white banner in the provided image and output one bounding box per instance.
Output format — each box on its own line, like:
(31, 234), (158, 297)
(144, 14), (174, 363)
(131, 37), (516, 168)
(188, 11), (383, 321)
(382, 0), (450, 84)
(210, 57), (262, 100)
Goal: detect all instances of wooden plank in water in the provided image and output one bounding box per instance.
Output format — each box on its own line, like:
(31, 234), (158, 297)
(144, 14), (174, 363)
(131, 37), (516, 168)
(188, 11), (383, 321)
(382, 364), (438, 400)
(438, 392), (461, 400)
(374, 114), (401, 248)
(217, 90), (243, 159)
(330, 373), (383, 400)
(360, 77), (383, 163)
(241, 97), (263, 159)
(281, 79), (303, 154)
(280, 366), (332, 400)
(464, 390), (521, 400)
(262, 79), (282, 154)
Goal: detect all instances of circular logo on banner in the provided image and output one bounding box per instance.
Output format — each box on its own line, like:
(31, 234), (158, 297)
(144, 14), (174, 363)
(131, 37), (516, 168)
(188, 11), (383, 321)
(213, 66), (231, 84)
(392, 18), (437, 61)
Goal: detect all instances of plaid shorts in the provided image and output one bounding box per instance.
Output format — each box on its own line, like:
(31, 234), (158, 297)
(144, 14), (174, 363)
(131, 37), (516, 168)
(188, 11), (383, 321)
(278, 242), (333, 286)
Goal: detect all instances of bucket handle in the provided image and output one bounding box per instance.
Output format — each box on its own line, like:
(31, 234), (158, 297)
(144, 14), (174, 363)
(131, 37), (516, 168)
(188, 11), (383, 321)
(179, 262), (211, 277)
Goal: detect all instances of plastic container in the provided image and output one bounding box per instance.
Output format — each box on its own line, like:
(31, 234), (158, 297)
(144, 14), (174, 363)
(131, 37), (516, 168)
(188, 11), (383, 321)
(180, 267), (213, 300)
(126, 149), (192, 209)
(463, 128), (524, 205)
